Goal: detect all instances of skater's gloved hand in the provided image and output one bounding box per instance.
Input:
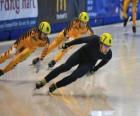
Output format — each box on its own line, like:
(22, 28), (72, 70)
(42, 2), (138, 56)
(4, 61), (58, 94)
(32, 57), (41, 73)
(90, 67), (99, 74)
(32, 57), (40, 65)
(87, 67), (99, 76)
(62, 43), (69, 49)
(48, 60), (56, 68)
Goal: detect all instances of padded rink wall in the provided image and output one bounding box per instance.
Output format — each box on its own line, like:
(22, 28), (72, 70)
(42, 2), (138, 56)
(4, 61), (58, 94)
(0, 0), (140, 41)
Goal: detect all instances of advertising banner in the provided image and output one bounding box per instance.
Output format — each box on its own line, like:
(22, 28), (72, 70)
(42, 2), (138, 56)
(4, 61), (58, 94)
(0, 0), (38, 31)
(86, 0), (140, 26)
(86, 0), (120, 19)
(86, 0), (140, 19)
(38, 0), (85, 24)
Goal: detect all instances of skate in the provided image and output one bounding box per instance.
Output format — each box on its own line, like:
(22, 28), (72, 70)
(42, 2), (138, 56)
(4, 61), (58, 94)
(123, 16), (131, 27)
(49, 83), (57, 93)
(132, 26), (136, 33)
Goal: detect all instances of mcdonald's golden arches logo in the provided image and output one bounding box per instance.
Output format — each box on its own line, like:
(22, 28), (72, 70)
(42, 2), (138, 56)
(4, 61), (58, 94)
(56, 0), (67, 12)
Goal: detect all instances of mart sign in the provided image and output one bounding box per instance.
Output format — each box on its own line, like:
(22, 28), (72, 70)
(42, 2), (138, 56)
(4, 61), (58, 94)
(0, 0), (38, 21)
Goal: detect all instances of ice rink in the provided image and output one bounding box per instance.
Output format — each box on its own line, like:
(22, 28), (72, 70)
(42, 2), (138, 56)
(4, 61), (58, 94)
(0, 21), (140, 116)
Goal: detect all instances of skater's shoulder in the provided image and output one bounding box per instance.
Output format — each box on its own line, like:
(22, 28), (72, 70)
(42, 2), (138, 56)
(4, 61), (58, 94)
(89, 35), (100, 42)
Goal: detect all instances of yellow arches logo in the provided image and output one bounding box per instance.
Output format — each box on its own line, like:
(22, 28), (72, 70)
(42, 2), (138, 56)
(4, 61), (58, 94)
(56, 0), (67, 12)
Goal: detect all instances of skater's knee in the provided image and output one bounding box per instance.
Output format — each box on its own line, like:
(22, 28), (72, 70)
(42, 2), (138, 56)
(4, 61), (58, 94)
(61, 63), (72, 71)
(70, 76), (78, 83)
(71, 71), (87, 79)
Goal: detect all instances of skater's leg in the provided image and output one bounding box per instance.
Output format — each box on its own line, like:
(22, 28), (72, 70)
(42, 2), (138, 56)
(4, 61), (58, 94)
(45, 51), (80, 82)
(48, 47), (70, 68)
(36, 51), (80, 89)
(0, 45), (17, 63)
(122, 0), (130, 19)
(49, 62), (93, 92)
(40, 31), (65, 60)
(132, 0), (137, 33)
(3, 48), (34, 73)
(122, 0), (131, 27)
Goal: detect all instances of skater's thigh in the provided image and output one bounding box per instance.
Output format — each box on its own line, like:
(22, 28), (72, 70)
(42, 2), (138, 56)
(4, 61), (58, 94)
(70, 62), (92, 78)
(64, 51), (80, 67)
(14, 48), (33, 62)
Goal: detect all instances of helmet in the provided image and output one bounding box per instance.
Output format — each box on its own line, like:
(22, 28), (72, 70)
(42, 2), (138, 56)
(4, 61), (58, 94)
(38, 21), (51, 34)
(100, 32), (112, 47)
(78, 12), (89, 22)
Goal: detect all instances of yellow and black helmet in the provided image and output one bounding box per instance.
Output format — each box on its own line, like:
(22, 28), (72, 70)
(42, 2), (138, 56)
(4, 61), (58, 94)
(78, 12), (89, 22)
(38, 21), (51, 34)
(100, 32), (112, 47)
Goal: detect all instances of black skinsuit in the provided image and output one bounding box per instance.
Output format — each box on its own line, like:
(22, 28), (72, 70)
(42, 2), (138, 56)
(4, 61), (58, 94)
(45, 35), (112, 88)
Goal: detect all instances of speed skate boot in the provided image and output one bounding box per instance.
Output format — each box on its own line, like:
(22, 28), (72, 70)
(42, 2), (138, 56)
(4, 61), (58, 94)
(49, 83), (57, 93)
(132, 26), (136, 33)
(35, 79), (47, 89)
(123, 16), (131, 27)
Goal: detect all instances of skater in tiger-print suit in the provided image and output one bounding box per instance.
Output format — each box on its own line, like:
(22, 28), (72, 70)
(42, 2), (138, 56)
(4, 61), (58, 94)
(32, 12), (94, 70)
(0, 21), (51, 76)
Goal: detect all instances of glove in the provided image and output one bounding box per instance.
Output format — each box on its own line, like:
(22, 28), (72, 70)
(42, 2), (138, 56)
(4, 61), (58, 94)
(0, 69), (4, 76)
(32, 57), (40, 65)
(32, 57), (41, 73)
(48, 60), (56, 68)
(62, 43), (69, 49)
(87, 67), (99, 76)
(90, 67), (99, 74)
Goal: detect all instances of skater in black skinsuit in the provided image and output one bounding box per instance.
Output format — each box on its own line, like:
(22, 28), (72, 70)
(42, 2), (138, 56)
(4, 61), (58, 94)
(35, 32), (112, 93)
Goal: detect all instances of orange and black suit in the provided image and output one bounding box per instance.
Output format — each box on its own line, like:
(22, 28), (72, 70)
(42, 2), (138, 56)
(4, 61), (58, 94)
(122, 0), (138, 28)
(0, 28), (49, 74)
(39, 18), (94, 64)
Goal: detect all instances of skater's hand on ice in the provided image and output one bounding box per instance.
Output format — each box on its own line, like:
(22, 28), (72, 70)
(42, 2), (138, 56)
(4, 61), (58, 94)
(48, 60), (56, 68)
(87, 67), (99, 76)
(90, 67), (99, 74)
(31, 57), (41, 73)
(32, 57), (40, 65)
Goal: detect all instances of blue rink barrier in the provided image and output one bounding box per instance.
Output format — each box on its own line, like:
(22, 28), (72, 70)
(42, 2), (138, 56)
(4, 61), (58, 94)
(0, 18), (37, 41)
(0, 1), (140, 41)
(0, 31), (10, 41)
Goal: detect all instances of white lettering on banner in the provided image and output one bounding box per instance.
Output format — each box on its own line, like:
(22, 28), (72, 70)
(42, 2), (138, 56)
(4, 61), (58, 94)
(86, 0), (95, 18)
(0, 0), (38, 21)
(0, 19), (36, 30)
(56, 13), (67, 19)
(0, 0), (20, 14)
(22, 0), (35, 9)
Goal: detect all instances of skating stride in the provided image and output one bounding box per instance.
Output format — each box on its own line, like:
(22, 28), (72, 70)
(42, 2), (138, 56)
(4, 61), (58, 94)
(121, 0), (138, 33)
(35, 32), (112, 93)
(32, 12), (94, 70)
(0, 22), (51, 76)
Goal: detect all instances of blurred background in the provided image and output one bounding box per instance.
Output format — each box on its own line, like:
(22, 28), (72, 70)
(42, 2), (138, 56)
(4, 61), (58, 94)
(0, 0), (140, 41)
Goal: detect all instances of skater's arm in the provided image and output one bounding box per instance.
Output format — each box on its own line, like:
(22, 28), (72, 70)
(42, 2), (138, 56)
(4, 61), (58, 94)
(94, 51), (112, 70)
(63, 18), (76, 37)
(65, 35), (99, 47)
(86, 23), (94, 35)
